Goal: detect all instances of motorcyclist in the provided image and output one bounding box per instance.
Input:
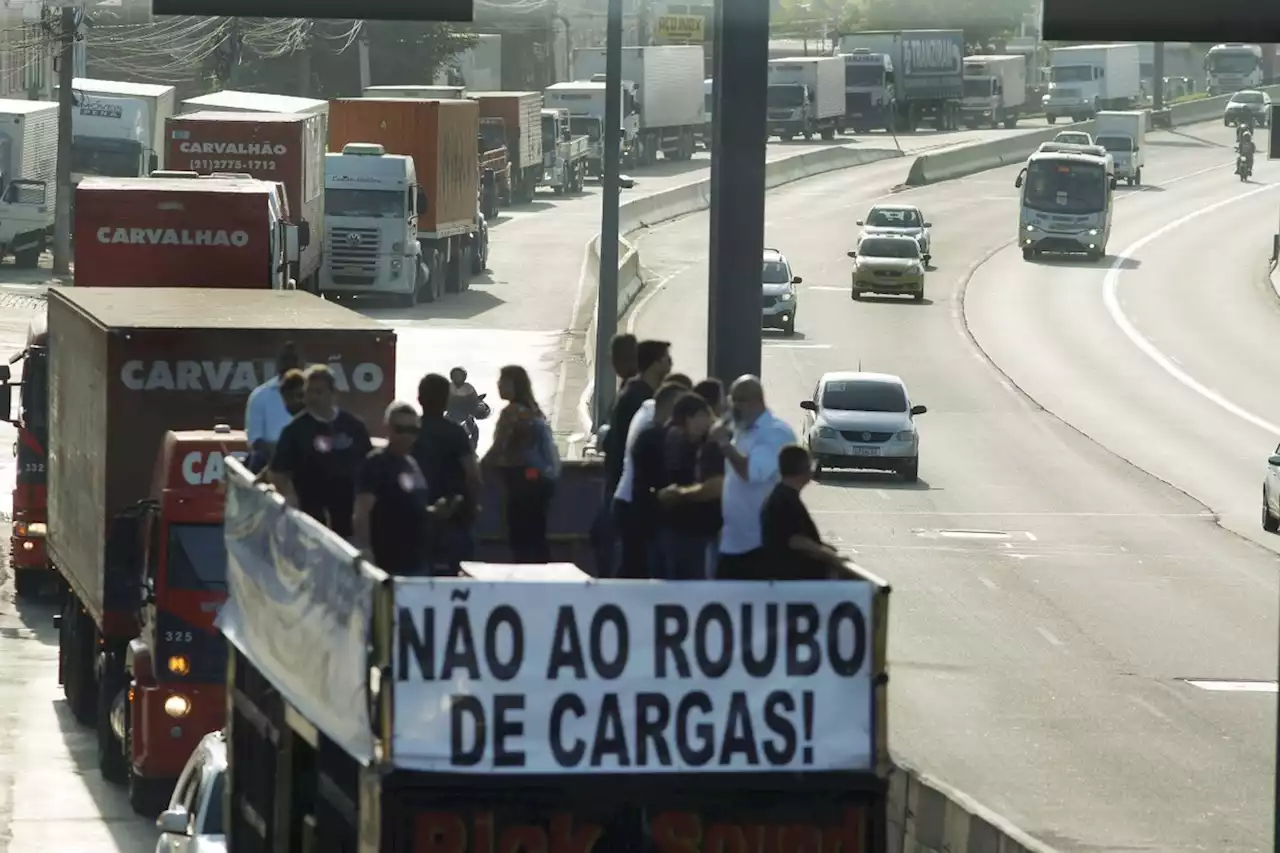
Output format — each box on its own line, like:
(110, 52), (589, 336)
(446, 367), (489, 449)
(1237, 128), (1256, 175)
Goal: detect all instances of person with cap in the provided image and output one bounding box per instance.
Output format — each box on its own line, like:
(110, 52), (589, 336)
(245, 341), (303, 472)
(354, 402), (435, 574)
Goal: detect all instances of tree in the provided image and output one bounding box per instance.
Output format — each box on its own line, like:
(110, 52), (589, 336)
(861, 0), (1033, 44)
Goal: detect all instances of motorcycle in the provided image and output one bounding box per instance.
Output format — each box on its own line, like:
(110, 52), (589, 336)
(1237, 152), (1253, 182)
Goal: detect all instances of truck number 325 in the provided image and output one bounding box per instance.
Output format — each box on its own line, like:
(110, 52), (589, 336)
(164, 631), (193, 643)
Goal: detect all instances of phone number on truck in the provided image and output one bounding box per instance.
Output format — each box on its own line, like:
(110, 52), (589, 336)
(185, 159), (278, 171)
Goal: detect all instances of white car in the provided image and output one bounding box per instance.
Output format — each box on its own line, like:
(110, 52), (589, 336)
(154, 731), (226, 853)
(856, 204), (932, 264)
(1053, 130), (1093, 146)
(1262, 443), (1280, 532)
(800, 371), (927, 482)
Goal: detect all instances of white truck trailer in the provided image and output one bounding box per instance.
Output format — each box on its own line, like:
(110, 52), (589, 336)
(0, 100), (58, 267)
(571, 45), (705, 166)
(1044, 43), (1141, 124)
(961, 54), (1027, 129)
(766, 56), (845, 141)
(62, 79), (176, 172)
(1093, 110), (1146, 186)
(544, 80), (639, 177)
(69, 96), (154, 183)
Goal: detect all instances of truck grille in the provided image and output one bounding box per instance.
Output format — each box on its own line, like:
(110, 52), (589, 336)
(327, 227), (380, 285)
(767, 110), (792, 121)
(846, 92), (872, 112)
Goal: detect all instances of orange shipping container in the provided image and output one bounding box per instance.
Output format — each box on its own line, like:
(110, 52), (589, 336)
(328, 98), (478, 238)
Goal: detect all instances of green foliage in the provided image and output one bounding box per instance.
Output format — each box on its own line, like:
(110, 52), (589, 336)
(362, 22), (478, 84)
(861, 0), (1033, 43)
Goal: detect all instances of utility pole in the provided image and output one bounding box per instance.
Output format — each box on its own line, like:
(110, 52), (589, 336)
(297, 22), (312, 97)
(51, 5), (76, 278)
(1152, 42), (1165, 110)
(591, 0), (624, 428)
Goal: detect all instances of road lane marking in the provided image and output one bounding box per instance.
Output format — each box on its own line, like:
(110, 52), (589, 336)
(807, 286), (847, 291)
(1102, 181), (1280, 439)
(809, 510), (1215, 517)
(1023, 531), (1037, 541)
(1132, 696), (1170, 721)
(763, 342), (832, 349)
(977, 575), (999, 590)
(1183, 679), (1279, 693)
(1035, 626), (1064, 646)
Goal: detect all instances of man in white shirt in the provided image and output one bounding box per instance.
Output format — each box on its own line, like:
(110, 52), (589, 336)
(709, 375), (797, 579)
(245, 341), (303, 471)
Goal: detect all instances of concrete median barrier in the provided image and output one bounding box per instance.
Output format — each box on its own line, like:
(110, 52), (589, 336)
(888, 760), (1062, 853)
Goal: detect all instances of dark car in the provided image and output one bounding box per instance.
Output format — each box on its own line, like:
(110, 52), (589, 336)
(1224, 89), (1271, 128)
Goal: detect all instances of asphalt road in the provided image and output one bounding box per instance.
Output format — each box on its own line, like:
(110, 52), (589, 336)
(631, 122), (1280, 852)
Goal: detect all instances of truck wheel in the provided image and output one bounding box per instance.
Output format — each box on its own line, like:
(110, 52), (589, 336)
(62, 598), (97, 726)
(13, 567), (39, 598)
(13, 247), (40, 269)
(820, 127), (835, 141)
(780, 133), (794, 142)
(445, 249), (466, 294)
(97, 665), (127, 784)
(1047, 115), (1057, 125)
(129, 766), (169, 818)
(1003, 114), (1018, 129)
(1134, 168), (1142, 187)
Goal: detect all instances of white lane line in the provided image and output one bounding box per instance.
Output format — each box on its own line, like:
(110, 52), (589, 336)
(1102, 181), (1280, 439)
(764, 342), (832, 349)
(1023, 531), (1038, 541)
(875, 489), (891, 499)
(807, 285), (848, 291)
(1131, 696), (1171, 721)
(808, 510), (1215, 517)
(1036, 626), (1064, 647)
(977, 575), (999, 590)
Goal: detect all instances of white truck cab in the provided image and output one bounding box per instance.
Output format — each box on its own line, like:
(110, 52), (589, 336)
(0, 99), (58, 268)
(544, 80), (640, 176)
(71, 95), (156, 183)
(319, 143), (426, 305)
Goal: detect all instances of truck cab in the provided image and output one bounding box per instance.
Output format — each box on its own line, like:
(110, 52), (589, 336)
(0, 318), (48, 597)
(838, 49), (893, 133)
(320, 143), (425, 301)
(539, 108), (587, 194)
(120, 426), (247, 810)
(1206, 43), (1264, 96)
(544, 81), (639, 176)
(71, 95), (157, 184)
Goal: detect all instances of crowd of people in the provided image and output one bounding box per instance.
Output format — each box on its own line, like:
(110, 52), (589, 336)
(239, 336), (849, 580)
(597, 334), (851, 581)
(243, 342), (562, 574)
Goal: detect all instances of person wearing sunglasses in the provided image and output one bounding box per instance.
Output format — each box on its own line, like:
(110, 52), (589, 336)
(354, 401), (438, 574)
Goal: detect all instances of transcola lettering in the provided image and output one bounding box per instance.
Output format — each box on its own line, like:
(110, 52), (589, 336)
(391, 582), (878, 774)
(179, 141), (288, 156)
(182, 450), (248, 485)
(121, 359), (385, 393)
(97, 227), (250, 247)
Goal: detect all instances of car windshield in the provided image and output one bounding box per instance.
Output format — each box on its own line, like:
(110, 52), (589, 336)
(202, 770), (225, 835)
(166, 523), (227, 591)
(866, 207), (921, 227)
(762, 260), (791, 284)
(1094, 135), (1132, 152)
(858, 238), (919, 259)
(822, 380), (907, 413)
(1022, 159), (1107, 215)
(1232, 91), (1265, 104)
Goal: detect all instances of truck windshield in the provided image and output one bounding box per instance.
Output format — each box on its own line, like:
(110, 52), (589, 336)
(479, 121), (506, 153)
(569, 117), (601, 141)
(325, 188), (404, 218)
(963, 78), (993, 98)
(541, 117), (556, 152)
(705, 93), (713, 114)
(166, 523), (227, 590)
(1210, 54), (1259, 74)
(1050, 65), (1092, 83)
(844, 64), (883, 87)
(767, 85), (805, 109)
(1094, 134), (1132, 152)
(1023, 160), (1107, 215)
(71, 138), (142, 178)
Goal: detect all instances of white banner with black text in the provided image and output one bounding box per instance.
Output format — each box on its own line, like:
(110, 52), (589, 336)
(391, 580), (877, 774)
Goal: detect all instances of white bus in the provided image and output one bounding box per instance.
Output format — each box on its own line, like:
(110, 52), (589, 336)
(1014, 144), (1116, 262)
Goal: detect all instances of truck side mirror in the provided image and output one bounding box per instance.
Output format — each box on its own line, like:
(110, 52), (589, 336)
(1014, 173), (1024, 188)
(0, 382), (11, 425)
(0, 364), (10, 382)
(284, 224), (301, 265)
(417, 188), (429, 214)
(105, 514), (142, 576)
(297, 221), (311, 249)
(562, 128), (571, 141)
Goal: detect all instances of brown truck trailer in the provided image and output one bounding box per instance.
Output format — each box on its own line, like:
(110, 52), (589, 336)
(329, 98), (480, 295)
(165, 111), (325, 292)
(470, 92), (544, 203)
(33, 287), (396, 810)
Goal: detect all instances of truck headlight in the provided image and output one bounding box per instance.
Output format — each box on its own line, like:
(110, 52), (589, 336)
(164, 695), (191, 718)
(391, 258), (403, 272)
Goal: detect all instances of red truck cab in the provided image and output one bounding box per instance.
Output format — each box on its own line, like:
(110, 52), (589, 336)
(123, 426), (246, 808)
(0, 316), (49, 596)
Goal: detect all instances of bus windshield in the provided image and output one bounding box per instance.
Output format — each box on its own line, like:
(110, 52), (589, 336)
(1023, 159), (1108, 215)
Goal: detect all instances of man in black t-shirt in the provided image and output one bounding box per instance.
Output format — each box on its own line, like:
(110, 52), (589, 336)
(657, 379), (728, 579)
(652, 393), (714, 579)
(354, 402), (433, 573)
(758, 445), (845, 580)
(268, 364), (373, 539)
(414, 373), (483, 572)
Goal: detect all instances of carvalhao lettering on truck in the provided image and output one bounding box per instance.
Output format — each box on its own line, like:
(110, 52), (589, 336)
(902, 37), (962, 75)
(183, 450), (249, 485)
(120, 360), (386, 393)
(178, 141), (288, 156)
(97, 228), (250, 247)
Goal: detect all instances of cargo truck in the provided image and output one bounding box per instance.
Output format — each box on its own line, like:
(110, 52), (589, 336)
(328, 99), (481, 304)
(70, 96), (156, 183)
(1044, 44), (1141, 124)
(837, 30), (964, 132)
(179, 90), (328, 157)
(164, 111), (324, 292)
(571, 45), (705, 166)
(8, 287), (396, 812)
(61, 79), (176, 173)
(1, 316), (47, 597)
(1206, 43), (1264, 95)
(470, 92), (544, 202)
(363, 84), (467, 100)
(73, 176), (302, 289)
(540, 108), (588, 193)
(1093, 110), (1146, 186)
(543, 80), (640, 176)
(961, 54), (1027, 129)
(0, 100), (58, 267)
(766, 56), (844, 141)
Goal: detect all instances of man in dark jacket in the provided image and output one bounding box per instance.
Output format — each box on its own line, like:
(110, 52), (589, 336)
(604, 339), (672, 496)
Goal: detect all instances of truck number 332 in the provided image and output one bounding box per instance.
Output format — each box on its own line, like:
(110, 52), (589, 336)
(164, 631), (194, 643)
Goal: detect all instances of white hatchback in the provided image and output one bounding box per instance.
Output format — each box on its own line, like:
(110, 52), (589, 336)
(154, 730), (227, 853)
(801, 371), (926, 482)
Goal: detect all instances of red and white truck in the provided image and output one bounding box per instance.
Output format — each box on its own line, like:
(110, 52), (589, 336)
(164, 111), (324, 292)
(73, 175), (302, 289)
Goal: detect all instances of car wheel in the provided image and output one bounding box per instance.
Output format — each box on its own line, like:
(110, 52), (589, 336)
(812, 462), (823, 481)
(851, 287), (862, 300)
(1022, 248), (1035, 260)
(782, 316), (796, 336)
(912, 290), (924, 303)
(1264, 490), (1279, 532)
(900, 456), (919, 483)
